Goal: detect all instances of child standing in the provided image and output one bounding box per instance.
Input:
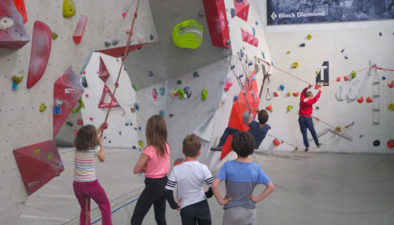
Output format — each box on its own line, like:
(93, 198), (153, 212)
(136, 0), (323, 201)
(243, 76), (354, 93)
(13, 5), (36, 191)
(131, 115), (170, 225)
(73, 122), (112, 225)
(211, 108), (271, 151)
(165, 134), (214, 225)
(299, 84), (322, 152)
(212, 132), (274, 225)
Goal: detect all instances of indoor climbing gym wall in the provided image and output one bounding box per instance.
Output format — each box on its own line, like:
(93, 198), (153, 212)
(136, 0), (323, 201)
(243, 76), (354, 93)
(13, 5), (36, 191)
(257, 2), (394, 153)
(0, 0), (156, 224)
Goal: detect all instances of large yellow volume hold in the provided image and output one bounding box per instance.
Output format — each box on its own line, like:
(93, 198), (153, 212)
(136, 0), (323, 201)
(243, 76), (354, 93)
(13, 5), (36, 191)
(63, 0), (76, 18)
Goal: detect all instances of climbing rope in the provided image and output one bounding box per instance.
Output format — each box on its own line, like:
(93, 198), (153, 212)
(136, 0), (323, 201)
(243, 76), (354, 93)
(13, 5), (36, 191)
(100, 0), (141, 137)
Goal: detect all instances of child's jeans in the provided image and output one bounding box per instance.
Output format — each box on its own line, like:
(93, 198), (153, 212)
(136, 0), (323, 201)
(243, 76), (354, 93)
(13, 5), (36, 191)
(73, 180), (112, 225)
(298, 116), (319, 148)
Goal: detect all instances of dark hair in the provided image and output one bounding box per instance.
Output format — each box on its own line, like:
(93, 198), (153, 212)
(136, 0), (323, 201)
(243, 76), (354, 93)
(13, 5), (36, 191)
(258, 110), (269, 124)
(305, 91), (313, 98)
(146, 115), (168, 157)
(231, 131), (255, 157)
(182, 134), (201, 157)
(73, 125), (99, 150)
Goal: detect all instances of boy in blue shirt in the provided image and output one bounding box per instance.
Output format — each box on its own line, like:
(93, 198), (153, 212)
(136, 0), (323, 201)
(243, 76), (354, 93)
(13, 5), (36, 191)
(211, 108), (271, 151)
(212, 132), (275, 225)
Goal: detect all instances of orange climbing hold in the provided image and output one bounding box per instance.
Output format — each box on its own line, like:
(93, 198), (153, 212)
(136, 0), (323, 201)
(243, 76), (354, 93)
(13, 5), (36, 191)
(72, 15), (87, 44)
(13, 0), (27, 23)
(273, 138), (280, 146)
(266, 105), (272, 111)
(357, 96), (364, 103)
(387, 140), (394, 148)
(366, 96), (373, 103)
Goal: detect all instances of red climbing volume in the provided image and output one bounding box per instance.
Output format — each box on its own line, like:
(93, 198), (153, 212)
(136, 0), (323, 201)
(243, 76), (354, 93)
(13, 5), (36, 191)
(73, 15), (87, 44)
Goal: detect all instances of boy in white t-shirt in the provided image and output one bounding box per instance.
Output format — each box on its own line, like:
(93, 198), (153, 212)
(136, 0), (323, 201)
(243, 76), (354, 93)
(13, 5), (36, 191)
(165, 134), (214, 225)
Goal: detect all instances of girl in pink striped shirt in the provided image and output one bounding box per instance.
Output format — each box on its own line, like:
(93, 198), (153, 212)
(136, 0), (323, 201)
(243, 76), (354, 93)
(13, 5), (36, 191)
(73, 123), (112, 225)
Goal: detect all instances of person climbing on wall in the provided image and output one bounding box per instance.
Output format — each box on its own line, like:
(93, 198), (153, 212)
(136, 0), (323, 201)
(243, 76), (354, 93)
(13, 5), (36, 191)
(165, 134), (214, 225)
(72, 122), (113, 225)
(210, 108), (271, 151)
(212, 131), (275, 225)
(131, 115), (171, 225)
(299, 84), (322, 152)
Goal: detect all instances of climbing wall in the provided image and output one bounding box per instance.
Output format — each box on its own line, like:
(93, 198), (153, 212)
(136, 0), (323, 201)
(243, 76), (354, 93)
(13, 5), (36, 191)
(256, 2), (394, 153)
(0, 0), (156, 224)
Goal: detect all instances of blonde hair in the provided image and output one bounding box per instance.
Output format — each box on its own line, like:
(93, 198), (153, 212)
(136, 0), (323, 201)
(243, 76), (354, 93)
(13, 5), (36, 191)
(146, 115), (168, 157)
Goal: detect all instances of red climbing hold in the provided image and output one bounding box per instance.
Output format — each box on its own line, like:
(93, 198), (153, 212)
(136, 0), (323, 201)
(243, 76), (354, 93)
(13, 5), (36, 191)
(387, 140), (394, 148)
(77, 119), (83, 125)
(72, 15), (87, 44)
(202, 0), (230, 48)
(13, 0), (27, 23)
(366, 96), (373, 103)
(273, 138), (281, 146)
(233, 0), (249, 22)
(13, 140), (64, 195)
(336, 77), (341, 82)
(344, 76), (349, 81)
(266, 105), (273, 111)
(241, 28), (258, 47)
(292, 92), (299, 97)
(388, 80), (394, 89)
(53, 67), (84, 137)
(27, 21), (52, 89)
(98, 43), (147, 58)
(357, 96), (364, 103)
(0, 0), (30, 49)
(273, 92), (279, 97)
(99, 56), (110, 82)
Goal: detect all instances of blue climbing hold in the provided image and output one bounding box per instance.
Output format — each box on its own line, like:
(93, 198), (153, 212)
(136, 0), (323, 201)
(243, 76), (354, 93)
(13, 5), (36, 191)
(159, 87), (165, 96)
(261, 52), (265, 59)
(138, 126), (142, 130)
(255, 21), (259, 25)
(159, 110), (165, 118)
(382, 76), (386, 80)
(240, 49), (244, 57)
(230, 8), (235, 18)
(233, 96), (239, 101)
(252, 75), (256, 81)
(134, 103), (139, 111)
(252, 27), (256, 36)
(279, 84), (285, 91)
(271, 61), (274, 66)
(248, 62), (253, 66)
(148, 71), (154, 77)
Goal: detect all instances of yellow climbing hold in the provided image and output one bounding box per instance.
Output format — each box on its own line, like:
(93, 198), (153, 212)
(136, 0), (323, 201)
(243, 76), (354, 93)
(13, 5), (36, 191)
(33, 148), (41, 155)
(172, 19), (203, 49)
(52, 32), (58, 40)
(287, 105), (293, 111)
(388, 103), (394, 111)
(138, 140), (144, 148)
(63, 0), (76, 18)
(335, 126), (342, 132)
(12, 70), (24, 84)
(39, 103), (47, 112)
(307, 34), (312, 40)
(291, 62), (299, 69)
(287, 92), (291, 96)
(286, 51), (291, 55)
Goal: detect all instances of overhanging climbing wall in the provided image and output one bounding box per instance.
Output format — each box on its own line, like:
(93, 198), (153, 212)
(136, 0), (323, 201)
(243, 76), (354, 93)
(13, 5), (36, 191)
(0, 0), (157, 223)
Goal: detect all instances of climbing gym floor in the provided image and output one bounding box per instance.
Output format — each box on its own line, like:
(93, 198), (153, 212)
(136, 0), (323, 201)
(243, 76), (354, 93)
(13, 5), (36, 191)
(19, 148), (394, 225)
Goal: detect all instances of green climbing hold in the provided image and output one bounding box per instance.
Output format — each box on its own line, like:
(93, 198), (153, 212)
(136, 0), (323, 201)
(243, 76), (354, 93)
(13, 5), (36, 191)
(132, 84), (137, 91)
(201, 88), (208, 101)
(39, 103), (47, 112)
(47, 152), (54, 159)
(351, 70), (357, 79)
(72, 97), (84, 113)
(172, 19), (203, 49)
(63, 0), (76, 18)
(177, 89), (185, 99)
(33, 148), (41, 155)
(388, 103), (394, 111)
(193, 72), (200, 78)
(176, 80), (182, 85)
(226, 40), (231, 46)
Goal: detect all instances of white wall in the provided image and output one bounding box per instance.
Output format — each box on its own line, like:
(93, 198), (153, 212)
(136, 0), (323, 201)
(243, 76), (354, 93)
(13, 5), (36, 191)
(0, 0), (156, 223)
(255, 2), (394, 153)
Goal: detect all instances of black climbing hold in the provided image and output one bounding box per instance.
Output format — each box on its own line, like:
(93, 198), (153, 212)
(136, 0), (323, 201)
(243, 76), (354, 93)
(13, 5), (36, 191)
(104, 41), (111, 47)
(373, 140), (380, 147)
(125, 123), (129, 126)
(240, 49), (244, 57)
(230, 8), (235, 18)
(248, 62), (253, 66)
(193, 72), (200, 78)
(148, 71), (154, 77)
(184, 87), (192, 98)
(315, 106), (319, 110)
(66, 121), (73, 127)
(341, 49), (345, 53)
(235, 0), (243, 3)
(379, 32), (382, 36)
(239, 74), (244, 78)
(176, 80), (182, 85)
(230, 65), (235, 70)
(299, 43), (306, 47)
(169, 113), (174, 118)
(344, 56), (348, 60)
(109, 140), (112, 143)
(104, 136), (107, 139)
(198, 11), (204, 17)
(359, 135), (363, 138)
(119, 131), (122, 135)
(81, 76), (87, 88)
(132, 146), (136, 149)
(112, 40), (119, 46)
(150, 34), (155, 40)
(134, 103), (139, 111)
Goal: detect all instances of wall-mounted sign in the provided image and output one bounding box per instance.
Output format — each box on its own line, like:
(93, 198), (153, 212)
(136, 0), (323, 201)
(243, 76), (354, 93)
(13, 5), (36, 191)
(267, 0), (393, 25)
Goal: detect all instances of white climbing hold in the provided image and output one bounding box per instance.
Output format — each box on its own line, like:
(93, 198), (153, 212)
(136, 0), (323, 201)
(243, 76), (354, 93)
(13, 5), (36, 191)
(0, 17), (14, 30)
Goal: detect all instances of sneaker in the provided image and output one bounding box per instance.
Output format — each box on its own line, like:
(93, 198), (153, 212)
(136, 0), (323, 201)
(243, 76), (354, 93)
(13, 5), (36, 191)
(210, 146), (222, 151)
(317, 143), (322, 148)
(304, 147), (309, 152)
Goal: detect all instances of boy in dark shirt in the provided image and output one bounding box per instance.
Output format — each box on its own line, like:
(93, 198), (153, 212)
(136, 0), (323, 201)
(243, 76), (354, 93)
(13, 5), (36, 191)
(211, 108), (271, 151)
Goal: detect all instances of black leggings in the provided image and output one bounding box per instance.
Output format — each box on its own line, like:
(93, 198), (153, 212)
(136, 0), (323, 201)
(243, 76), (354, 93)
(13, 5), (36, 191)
(131, 176), (167, 225)
(180, 200), (211, 225)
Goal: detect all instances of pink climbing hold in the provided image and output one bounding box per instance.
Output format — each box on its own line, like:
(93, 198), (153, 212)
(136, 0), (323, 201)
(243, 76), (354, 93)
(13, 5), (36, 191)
(366, 96), (373, 103)
(72, 15), (87, 44)
(89, 117), (93, 121)
(26, 21), (52, 89)
(121, 12), (127, 18)
(53, 67), (84, 138)
(357, 96), (364, 103)
(85, 94), (89, 98)
(152, 88), (158, 102)
(77, 119), (83, 125)
(0, 0), (30, 49)
(224, 77), (233, 92)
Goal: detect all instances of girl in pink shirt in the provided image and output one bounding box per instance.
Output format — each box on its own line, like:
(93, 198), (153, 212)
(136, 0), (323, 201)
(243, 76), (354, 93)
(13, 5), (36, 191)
(131, 115), (170, 225)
